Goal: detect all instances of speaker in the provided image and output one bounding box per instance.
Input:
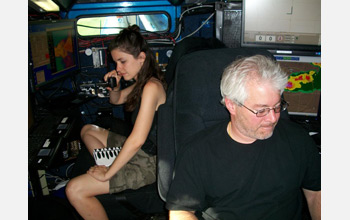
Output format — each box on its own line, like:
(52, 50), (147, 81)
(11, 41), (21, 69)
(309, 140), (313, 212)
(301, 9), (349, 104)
(215, 2), (242, 48)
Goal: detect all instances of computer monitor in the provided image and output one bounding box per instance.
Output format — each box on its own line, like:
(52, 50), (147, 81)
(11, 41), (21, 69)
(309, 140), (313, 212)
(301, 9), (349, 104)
(278, 55), (321, 120)
(241, 0), (321, 120)
(28, 19), (79, 91)
(241, 0), (321, 56)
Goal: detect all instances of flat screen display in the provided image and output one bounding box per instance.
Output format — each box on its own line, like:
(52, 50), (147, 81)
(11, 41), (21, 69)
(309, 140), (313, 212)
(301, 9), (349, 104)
(241, 0), (321, 55)
(278, 56), (321, 118)
(29, 19), (79, 90)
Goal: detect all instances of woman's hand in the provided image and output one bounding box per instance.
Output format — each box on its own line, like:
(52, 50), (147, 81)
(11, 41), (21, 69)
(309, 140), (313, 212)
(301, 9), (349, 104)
(87, 165), (110, 182)
(103, 70), (121, 91)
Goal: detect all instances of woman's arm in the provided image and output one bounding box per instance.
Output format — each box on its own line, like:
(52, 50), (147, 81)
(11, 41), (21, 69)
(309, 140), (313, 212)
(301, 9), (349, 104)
(109, 83), (135, 105)
(88, 79), (166, 181)
(103, 70), (136, 105)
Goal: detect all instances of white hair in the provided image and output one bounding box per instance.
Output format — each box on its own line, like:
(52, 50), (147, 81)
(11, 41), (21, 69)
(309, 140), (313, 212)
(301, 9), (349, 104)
(220, 55), (288, 106)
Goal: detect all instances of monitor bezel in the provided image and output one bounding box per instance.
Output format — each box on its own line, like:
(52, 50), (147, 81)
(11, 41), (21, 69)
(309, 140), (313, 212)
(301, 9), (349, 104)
(240, 0), (321, 56)
(28, 19), (80, 92)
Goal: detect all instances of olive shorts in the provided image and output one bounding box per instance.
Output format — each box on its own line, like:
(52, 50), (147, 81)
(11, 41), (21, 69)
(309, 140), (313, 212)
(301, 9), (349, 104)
(107, 131), (157, 194)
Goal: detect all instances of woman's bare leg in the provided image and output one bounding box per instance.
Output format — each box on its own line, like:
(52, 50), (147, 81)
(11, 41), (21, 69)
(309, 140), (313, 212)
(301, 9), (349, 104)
(66, 125), (111, 219)
(80, 124), (109, 155)
(66, 173), (110, 220)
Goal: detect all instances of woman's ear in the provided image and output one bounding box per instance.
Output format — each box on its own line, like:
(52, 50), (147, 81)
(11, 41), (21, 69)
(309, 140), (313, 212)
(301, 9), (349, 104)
(138, 52), (146, 62)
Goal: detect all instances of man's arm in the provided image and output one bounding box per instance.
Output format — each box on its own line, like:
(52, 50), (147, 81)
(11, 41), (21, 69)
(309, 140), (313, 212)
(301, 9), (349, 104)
(302, 188), (321, 220)
(169, 210), (197, 220)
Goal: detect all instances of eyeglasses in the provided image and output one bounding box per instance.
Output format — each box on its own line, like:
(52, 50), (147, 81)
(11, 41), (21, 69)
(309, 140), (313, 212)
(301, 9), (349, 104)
(237, 100), (289, 117)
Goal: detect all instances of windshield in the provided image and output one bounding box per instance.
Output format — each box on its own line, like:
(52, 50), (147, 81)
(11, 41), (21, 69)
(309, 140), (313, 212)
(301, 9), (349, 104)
(77, 13), (169, 36)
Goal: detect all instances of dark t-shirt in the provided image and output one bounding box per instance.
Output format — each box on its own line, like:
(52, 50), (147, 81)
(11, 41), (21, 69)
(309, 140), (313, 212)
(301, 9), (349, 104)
(166, 119), (321, 220)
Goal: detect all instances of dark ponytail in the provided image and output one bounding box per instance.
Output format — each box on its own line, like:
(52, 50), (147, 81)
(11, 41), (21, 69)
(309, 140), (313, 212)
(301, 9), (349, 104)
(109, 25), (167, 111)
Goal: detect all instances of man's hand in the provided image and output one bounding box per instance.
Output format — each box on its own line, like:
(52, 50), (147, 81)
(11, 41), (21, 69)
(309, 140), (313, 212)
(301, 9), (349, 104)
(169, 210), (197, 220)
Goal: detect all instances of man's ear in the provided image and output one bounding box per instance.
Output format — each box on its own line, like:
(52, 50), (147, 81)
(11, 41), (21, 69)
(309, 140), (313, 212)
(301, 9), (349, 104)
(225, 98), (236, 115)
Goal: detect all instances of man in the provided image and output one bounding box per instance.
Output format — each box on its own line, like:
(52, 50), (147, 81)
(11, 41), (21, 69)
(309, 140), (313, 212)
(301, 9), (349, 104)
(166, 55), (321, 220)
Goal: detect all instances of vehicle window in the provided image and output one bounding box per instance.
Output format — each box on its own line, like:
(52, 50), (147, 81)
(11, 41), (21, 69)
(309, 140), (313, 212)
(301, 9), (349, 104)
(77, 13), (169, 36)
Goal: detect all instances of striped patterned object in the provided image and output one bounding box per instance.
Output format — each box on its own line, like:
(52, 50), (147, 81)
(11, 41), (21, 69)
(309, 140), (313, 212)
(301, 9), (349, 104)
(93, 147), (121, 167)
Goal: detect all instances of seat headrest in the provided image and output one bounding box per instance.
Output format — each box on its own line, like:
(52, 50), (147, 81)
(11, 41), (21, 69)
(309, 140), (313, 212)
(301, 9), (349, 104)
(173, 47), (275, 147)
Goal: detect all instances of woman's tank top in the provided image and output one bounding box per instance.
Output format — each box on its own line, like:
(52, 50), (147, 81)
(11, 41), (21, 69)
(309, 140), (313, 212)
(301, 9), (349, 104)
(131, 102), (158, 155)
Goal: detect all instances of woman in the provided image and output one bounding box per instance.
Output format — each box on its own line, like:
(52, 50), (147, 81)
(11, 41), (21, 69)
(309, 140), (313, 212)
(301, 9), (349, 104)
(65, 25), (167, 220)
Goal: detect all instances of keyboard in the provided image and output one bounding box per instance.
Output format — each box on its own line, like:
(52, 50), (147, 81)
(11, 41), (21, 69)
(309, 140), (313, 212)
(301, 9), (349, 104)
(28, 114), (75, 169)
(29, 114), (62, 137)
(28, 135), (47, 166)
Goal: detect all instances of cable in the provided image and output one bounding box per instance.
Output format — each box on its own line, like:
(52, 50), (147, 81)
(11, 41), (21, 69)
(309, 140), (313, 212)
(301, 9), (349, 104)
(179, 4), (214, 23)
(174, 4), (215, 41)
(75, 4), (214, 47)
(77, 24), (125, 30)
(28, 13), (61, 21)
(65, 162), (75, 178)
(78, 36), (115, 48)
(45, 172), (65, 182)
(176, 12), (215, 43)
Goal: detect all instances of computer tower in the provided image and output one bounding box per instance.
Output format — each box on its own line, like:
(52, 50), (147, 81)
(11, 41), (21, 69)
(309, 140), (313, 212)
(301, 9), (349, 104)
(215, 1), (242, 48)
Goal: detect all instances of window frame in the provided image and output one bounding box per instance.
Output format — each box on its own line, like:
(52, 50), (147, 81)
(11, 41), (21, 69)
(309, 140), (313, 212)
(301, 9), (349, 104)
(76, 11), (171, 37)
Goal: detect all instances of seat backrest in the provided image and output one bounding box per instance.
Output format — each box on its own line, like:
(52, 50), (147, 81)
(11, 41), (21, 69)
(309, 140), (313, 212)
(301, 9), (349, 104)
(163, 37), (226, 86)
(157, 47), (275, 201)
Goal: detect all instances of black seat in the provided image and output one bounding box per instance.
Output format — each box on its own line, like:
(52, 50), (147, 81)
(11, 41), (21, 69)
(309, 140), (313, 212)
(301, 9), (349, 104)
(157, 47), (277, 202)
(163, 36), (226, 86)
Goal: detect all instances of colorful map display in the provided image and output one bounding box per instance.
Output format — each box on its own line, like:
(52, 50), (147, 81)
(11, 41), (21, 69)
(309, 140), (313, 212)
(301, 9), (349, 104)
(53, 29), (75, 74)
(285, 63), (321, 93)
(280, 61), (321, 116)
